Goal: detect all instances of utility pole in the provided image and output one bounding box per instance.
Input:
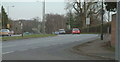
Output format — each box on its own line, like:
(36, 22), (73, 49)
(42, 0), (46, 34)
(7, 5), (14, 18)
(101, 0), (104, 40)
(68, 10), (72, 30)
(7, 5), (14, 30)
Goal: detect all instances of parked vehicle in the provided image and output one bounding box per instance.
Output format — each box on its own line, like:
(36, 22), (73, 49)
(23, 32), (31, 35)
(72, 28), (80, 34)
(59, 29), (66, 34)
(54, 31), (59, 35)
(66, 29), (72, 34)
(0, 29), (11, 36)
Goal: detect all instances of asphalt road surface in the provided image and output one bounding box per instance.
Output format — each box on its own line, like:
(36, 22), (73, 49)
(2, 34), (102, 60)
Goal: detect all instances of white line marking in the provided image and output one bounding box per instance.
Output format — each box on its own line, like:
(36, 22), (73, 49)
(2, 51), (14, 54)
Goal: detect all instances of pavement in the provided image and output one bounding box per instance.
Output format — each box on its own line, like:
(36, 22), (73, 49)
(71, 34), (115, 60)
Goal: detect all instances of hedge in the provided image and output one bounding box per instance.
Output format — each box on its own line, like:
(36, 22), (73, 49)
(81, 22), (111, 34)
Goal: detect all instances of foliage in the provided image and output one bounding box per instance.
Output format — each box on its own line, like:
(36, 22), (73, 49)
(0, 13), (2, 29)
(105, 2), (117, 12)
(1, 6), (9, 29)
(12, 19), (42, 34)
(65, 1), (104, 28)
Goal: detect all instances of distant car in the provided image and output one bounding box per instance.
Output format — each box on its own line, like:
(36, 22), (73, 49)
(72, 28), (80, 34)
(23, 32), (31, 35)
(54, 31), (59, 35)
(0, 29), (11, 36)
(59, 29), (66, 34)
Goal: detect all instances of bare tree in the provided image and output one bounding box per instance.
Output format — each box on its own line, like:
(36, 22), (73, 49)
(45, 14), (67, 34)
(65, 0), (105, 28)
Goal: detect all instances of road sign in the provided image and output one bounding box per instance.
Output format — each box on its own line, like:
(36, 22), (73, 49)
(86, 18), (90, 25)
(7, 24), (10, 28)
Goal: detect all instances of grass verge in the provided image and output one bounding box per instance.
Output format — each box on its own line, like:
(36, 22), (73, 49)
(1, 34), (56, 41)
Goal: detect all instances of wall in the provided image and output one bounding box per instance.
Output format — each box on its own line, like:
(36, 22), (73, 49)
(111, 14), (116, 47)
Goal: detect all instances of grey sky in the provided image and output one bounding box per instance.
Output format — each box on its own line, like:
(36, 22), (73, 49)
(1, 0), (66, 2)
(1, 1), (67, 20)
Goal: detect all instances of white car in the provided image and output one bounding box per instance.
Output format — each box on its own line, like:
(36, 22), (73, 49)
(54, 31), (59, 35)
(0, 29), (11, 36)
(59, 29), (66, 34)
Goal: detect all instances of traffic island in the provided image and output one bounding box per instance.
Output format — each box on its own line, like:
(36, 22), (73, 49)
(71, 39), (115, 60)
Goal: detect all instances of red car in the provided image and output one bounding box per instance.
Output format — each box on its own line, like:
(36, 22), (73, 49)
(72, 28), (80, 34)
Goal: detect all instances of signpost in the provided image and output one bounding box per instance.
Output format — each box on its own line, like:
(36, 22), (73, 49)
(86, 18), (90, 25)
(86, 18), (90, 32)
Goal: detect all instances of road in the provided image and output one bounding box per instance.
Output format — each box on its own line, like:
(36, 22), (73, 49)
(2, 34), (102, 60)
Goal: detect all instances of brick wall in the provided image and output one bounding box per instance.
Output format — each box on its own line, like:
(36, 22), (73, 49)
(111, 14), (116, 47)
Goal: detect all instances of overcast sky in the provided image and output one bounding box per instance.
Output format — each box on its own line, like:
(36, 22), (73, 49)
(0, 0), (67, 2)
(0, 0), (67, 20)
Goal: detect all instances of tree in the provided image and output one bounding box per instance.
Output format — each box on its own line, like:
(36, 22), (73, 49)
(65, 0), (103, 28)
(0, 13), (2, 29)
(104, 2), (117, 34)
(105, 2), (117, 12)
(1, 6), (9, 29)
(45, 14), (67, 34)
(105, 2), (117, 21)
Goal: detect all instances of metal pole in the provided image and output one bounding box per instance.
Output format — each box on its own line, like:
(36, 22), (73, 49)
(116, 1), (120, 61)
(7, 5), (14, 29)
(42, 0), (45, 34)
(101, 0), (104, 40)
(7, 6), (14, 18)
(19, 21), (23, 37)
(7, 6), (9, 18)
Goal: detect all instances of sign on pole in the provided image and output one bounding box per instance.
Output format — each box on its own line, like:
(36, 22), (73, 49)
(86, 18), (90, 25)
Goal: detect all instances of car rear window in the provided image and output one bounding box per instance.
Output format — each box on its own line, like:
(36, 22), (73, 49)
(73, 29), (79, 31)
